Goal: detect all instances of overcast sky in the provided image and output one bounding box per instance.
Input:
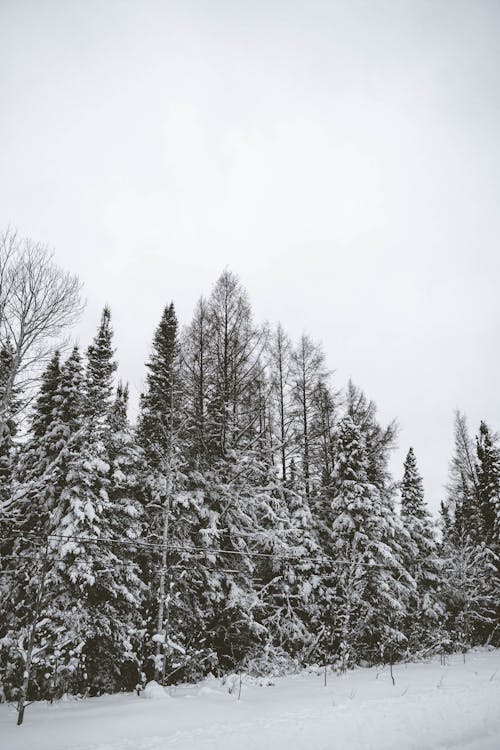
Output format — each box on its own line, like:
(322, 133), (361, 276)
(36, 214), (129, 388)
(1, 0), (499, 512)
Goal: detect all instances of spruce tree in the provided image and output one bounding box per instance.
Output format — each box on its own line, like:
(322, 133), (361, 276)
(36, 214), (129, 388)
(14, 351), (62, 533)
(105, 382), (144, 690)
(440, 536), (497, 650)
(0, 340), (19, 508)
(400, 447), (442, 652)
(85, 306), (116, 428)
(261, 473), (323, 663)
(345, 380), (398, 492)
(58, 346), (85, 434)
(0, 347), (85, 704)
(52, 309), (142, 694)
(57, 310), (116, 587)
(139, 302), (180, 465)
(327, 416), (409, 665)
(476, 422), (500, 551)
(441, 415), (499, 649)
(138, 302), (188, 680)
(475, 422), (500, 642)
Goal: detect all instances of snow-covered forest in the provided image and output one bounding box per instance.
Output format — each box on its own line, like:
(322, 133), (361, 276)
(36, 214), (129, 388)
(0, 233), (498, 718)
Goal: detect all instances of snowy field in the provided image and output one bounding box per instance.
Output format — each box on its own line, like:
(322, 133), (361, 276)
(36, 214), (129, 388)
(1, 649), (500, 750)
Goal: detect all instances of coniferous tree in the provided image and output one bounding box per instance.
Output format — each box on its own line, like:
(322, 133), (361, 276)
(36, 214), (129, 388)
(202, 273), (264, 660)
(326, 416), (410, 665)
(440, 536), (497, 650)
(311, 380), (337, 491)
(441, 415), (499, 649)
(138, 302), (190, 680)
(6, 267), (500, 701)
(261, 472), (324, 663)
(14, 351), (62, 533)
(400, 447), (442, 651)
(57, 311), (117, 587)
(52, 309), (142, 694)
(181, 297), (211, 467)
(308, 379), (338, 563)
(0, 347), (85, 705)
(290, 335), (327, 502)
(338, 385), (412, 661)
(139, 303), (180, 465)
(268, 324), (293, 484)
(476, 422), (500, 551)
(444, 411), (481, 545)
(0, 340), (20, 508)
(475, 422), (500, 641)
(105, 382), (144, 690)
(345, 380), (398, 492)
(181, 272), (275, 672)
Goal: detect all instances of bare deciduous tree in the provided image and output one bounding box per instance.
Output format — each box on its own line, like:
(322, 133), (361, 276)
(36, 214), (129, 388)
(0, 228), (84, 438)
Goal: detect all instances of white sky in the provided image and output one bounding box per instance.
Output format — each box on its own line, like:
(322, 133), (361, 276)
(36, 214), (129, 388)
(1, 0), (499, 513)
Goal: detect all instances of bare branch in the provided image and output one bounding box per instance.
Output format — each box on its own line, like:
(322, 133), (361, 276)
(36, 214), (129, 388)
(0, 229), (84, 438)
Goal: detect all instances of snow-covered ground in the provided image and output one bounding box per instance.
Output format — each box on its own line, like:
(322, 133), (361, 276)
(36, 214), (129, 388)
(2, 649), (500, 750)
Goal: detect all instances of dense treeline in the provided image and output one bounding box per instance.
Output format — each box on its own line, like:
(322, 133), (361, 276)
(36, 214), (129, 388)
(0, 264), (498, 705)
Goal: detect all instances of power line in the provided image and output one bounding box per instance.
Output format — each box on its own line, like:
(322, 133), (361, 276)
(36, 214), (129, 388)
(0, 527), (422, 569)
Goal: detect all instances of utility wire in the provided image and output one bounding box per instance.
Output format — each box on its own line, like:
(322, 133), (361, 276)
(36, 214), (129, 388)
(0, 527), (426, 568)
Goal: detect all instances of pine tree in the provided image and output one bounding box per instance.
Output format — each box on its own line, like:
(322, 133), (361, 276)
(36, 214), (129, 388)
(0, 340), (20, 507)
(139, 303), (180, 465)
(105, 382), (144, 690)
(0, 341), (24, 698)
(180, 273), (298, 674)
(440, 536), (497, 650)
(58, 346), (85, 432)
(85, 306), (116, 428)
(138, 302), (188, 681)
(9, 267), (500, 698)
(441, 415), (499, 649)
(0, 347), (85, 705)
(475, 421), (500, 642)
(57, 311), (116, 589)
(345, 380), (398, 492)
(5, 348), (65, 614)
(185, 273), (262, 669)
(14, 351), (63, 532)
(50, 309), (142, 694)
(326, 416), (409, 665)
(31, 351), (62, 439)
(261, 474), (324, 663)
(476, 422), (500, 551)
(400, 447), (442, 652)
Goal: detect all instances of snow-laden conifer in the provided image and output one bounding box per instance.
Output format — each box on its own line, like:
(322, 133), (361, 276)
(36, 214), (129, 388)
(138, 302), (191, 680)
(327, 416), (409, 665)
(400, 447), (442, 651)
(51, 310), (143, 693)
(476, 422), (500, 551)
